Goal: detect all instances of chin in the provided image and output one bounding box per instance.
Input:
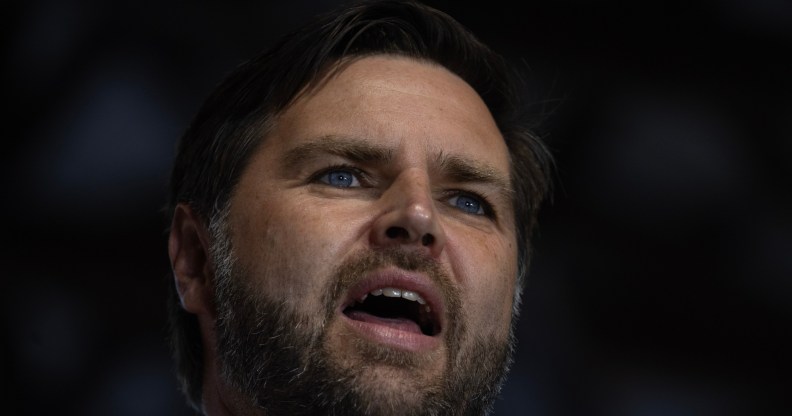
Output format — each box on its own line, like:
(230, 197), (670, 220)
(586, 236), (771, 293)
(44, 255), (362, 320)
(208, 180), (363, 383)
(323, 319), (448, 394)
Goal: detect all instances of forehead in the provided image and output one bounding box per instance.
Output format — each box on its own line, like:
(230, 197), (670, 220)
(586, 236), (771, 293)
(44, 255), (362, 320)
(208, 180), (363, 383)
(271, 55), (511, 176)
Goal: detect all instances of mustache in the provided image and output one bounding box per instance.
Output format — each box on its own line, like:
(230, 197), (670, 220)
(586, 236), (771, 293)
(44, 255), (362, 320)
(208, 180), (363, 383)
(322, 247), (461, 323)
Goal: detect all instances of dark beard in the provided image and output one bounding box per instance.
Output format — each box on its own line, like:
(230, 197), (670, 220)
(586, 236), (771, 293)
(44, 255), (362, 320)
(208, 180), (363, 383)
(213, 246), (516, 416)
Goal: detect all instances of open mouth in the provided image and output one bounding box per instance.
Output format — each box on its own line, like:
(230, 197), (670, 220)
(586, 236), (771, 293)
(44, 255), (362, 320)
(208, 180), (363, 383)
(343, 287), (440, 336)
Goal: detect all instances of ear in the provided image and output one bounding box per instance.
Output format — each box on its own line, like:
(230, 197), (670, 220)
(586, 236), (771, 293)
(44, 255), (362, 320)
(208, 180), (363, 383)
(169, 203), (215, 315)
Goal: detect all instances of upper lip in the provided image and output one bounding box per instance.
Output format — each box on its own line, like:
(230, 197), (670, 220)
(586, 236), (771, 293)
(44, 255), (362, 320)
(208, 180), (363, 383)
(339, 267), (446, 336)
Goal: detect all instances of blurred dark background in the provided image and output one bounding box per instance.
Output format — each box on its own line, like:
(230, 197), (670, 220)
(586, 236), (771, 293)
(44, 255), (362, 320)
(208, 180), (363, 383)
(4, 0), (791, 415)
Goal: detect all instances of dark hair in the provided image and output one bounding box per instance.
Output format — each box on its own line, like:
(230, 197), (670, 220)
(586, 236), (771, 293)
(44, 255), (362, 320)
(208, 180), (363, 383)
(167, 0), (552, 410)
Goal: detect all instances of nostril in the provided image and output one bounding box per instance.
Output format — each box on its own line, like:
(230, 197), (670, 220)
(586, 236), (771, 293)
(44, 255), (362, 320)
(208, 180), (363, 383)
(386, 227), (408, 240)
(421, 234), (434, 246)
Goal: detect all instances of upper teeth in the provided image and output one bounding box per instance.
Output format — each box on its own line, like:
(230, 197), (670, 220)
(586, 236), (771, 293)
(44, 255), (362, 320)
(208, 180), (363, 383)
(364, 287), (427, 306)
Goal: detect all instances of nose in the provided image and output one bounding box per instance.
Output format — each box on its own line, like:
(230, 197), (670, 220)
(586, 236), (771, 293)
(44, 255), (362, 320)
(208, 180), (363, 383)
(369, 169), (447, 258)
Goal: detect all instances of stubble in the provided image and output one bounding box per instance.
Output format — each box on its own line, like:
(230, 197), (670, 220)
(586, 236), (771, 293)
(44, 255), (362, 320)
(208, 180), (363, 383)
(211, 220), (516, 415)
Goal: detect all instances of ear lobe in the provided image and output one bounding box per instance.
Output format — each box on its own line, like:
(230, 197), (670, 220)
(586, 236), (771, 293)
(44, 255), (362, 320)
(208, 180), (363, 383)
(169, 203), (214, 315)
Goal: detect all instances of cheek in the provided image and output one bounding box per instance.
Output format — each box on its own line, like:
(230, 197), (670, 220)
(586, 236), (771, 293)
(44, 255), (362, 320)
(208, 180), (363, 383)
(229, 191), (370, 310)
(448, 229), (517, 337)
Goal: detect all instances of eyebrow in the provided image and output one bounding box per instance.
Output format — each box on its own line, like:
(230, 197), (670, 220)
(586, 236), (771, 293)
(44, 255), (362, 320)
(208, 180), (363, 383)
(282, 135), (393, 169)
(434, 152), (514, 202)
(281, 135), (513, 201)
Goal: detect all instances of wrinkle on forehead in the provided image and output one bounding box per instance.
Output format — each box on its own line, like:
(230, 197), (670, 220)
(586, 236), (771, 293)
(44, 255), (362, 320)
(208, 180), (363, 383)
(296, 55), (490, 117)
(273, 55), (512, 184)
(348, 59), (490, 115)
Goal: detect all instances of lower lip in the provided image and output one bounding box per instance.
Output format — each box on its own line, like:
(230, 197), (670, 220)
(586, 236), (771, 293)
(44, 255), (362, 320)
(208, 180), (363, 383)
(341, 312), (441, 352)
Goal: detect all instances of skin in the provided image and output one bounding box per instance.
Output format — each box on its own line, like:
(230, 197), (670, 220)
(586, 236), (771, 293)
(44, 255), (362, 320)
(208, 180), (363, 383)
(170, 55), (519, 414)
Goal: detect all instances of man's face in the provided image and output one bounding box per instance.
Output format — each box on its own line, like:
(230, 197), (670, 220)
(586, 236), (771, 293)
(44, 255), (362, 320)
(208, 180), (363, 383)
(216, 55), (519, 414)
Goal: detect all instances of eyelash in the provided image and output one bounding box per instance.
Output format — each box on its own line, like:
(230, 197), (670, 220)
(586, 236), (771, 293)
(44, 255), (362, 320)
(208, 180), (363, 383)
(310, 164), (497, 219)
(309, 164), (370, 187)
(444, 189), (497, 219)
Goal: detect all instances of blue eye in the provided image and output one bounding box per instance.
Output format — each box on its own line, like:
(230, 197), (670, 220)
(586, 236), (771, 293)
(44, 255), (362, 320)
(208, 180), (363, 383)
(449, 194), (485, 215)
(319, 169), (360, 188)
